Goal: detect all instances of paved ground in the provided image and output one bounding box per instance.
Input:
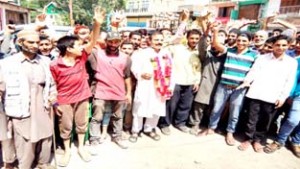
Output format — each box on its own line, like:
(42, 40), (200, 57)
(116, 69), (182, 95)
(52, 127), (300, 169)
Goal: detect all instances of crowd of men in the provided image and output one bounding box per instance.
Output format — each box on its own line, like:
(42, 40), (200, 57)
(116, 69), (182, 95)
(0, 7), (299, 169)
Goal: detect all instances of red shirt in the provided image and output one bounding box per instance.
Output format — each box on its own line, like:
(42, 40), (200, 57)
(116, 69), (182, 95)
(93, 49), (131, 100)
(50, 50), (92, 104)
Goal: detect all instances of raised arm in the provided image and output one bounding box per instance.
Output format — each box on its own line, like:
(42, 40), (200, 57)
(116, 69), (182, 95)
(211, 22), (226, 54)
(1, 25), (15, 54)
(85, 6), (106, 54)
(165, 9), (190, 45)
(273, 18), (297, 38)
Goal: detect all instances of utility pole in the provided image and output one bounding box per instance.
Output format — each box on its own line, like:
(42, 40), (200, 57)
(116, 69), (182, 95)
(69, 0), (74, 26)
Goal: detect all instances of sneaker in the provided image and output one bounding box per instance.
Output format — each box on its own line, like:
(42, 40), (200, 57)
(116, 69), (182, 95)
(189, 126), (200, 135)
(99, 135), (108, 144)
(129, 133), (138, 143)
(58, 152), (71, 167)
(176, 126), (189, 133)
(161, 127), (171, 135)
(113, 138), (129, 149)
(290, 143), (300, 158)
(122, 131), (131, 140)
(89, 142), (100, 156)
(78, 148), (91, 162)
(264, 141), (282, 154)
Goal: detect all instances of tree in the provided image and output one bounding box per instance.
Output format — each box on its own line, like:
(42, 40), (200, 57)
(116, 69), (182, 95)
(20, 0), (126, 27)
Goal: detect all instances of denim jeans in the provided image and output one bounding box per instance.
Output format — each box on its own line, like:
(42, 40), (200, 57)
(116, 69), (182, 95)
(209, 84), (246, 133)
(277, 96), (300, 145)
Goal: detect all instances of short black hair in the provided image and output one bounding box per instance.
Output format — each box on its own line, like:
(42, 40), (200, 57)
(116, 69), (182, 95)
(273, 28), (283, 33)
(238, 31), (252, 41)
(138, 29), (148, 36)
(273, 34), (292, 44)
(39, 34), (50, 41)
(229, 28), (240, 35)
(56, 35), (79, 56)
(186, 29), (201, 38)
(218, 30), (227, 37)
(265, 36), (276, 44)
(129, 31), (142, 39)
(149, 31), (163, 40)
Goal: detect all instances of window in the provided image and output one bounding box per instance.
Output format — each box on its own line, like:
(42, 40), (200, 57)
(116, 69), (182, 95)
(127, 1), (134, 12)
(141, 0), (149, 12)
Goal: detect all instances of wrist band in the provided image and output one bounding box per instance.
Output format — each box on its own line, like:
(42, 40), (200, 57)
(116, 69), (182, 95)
(52, 102), (59, 107)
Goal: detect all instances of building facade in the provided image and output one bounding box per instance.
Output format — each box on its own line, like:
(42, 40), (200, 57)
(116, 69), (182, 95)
(125, 0), (186, 28)
(0, 0), (31, 31)
(124, 0), (300, 29)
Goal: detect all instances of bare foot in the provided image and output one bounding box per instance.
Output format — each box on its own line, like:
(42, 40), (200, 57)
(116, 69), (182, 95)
(253, 141), (264, 153)
(225, 133), (236, 146)
(198, 128), (215, 136)
(207, 128), (215, 135)
(238, 141), (251, 151)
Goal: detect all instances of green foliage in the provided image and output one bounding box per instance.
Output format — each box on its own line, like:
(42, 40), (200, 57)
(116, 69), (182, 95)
(20, 0), (126, 27)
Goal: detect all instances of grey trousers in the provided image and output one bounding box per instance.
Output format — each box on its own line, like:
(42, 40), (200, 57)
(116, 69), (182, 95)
(90, 99), (126, 142)
(1, 139), (16, 163)
(14, 132), (52, 169)
(189, 102), (208, 127)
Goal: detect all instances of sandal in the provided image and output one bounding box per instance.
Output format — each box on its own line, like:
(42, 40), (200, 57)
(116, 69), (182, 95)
(99, 135), (108, 144)
(129, 133), (138, 143)
(78, 149), (91, 162)
(144, 131), (161, 141)
(253, 142), (264, 153)
(264, 142), (282, 154)
(58, 152), (71, 167)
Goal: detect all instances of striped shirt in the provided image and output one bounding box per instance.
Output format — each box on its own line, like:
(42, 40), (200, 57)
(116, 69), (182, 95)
(220, 47), (257, 86)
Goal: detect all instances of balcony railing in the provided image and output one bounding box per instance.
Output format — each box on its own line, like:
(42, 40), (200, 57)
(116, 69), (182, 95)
(279, 5), (300, 15)
(125, 8), (149, 13)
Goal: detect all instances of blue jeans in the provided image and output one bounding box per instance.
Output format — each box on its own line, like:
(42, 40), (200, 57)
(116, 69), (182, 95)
(209, 84), (246, 133)
(277, 96), (300, 145)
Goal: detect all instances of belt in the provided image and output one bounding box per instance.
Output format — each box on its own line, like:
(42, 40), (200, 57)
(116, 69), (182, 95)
(223, 84), (237, 89)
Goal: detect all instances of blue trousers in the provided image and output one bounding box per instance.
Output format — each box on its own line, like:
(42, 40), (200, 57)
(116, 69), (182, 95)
(159, 84), (194, 128)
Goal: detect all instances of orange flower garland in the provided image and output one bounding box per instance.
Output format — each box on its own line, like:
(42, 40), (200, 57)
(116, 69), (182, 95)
(150, 55), (172, 99)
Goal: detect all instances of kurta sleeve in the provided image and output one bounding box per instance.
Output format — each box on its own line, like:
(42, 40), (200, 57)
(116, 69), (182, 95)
(130, 50), (144, 80)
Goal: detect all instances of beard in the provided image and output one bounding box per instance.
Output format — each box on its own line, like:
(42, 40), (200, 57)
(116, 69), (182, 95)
(133, 43), (139, 50)
(21, 44), (38, 55)
(226, 39), (236, 46)
(106, 46), (119, 55)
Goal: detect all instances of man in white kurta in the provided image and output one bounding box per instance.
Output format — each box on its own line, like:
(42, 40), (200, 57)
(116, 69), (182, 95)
(130, 32), (175, 142)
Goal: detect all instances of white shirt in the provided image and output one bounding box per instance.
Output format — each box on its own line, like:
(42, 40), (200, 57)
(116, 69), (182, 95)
(245, 53), (297, 103)
(170, 44), (201, 85)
